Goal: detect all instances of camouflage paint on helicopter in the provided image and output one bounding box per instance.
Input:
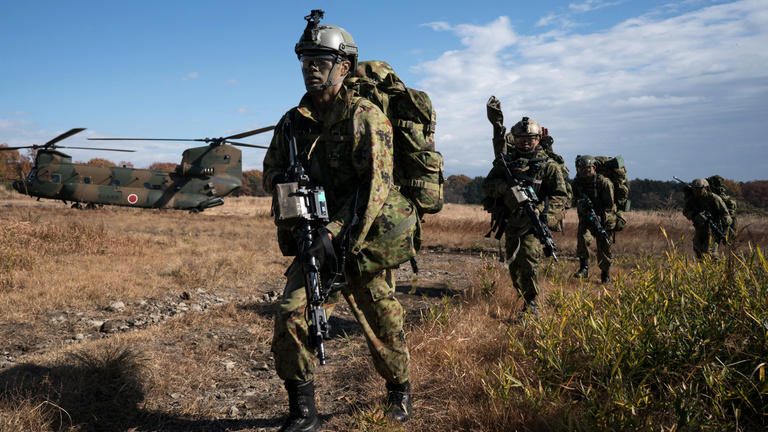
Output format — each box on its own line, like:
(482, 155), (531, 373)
(3, 126), (274, 211)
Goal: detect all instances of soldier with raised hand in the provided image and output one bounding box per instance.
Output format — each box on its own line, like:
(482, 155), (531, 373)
(482, 116), (569, 315)
(572, 155), (616, 283)
(263, 10), (415, 432)
(682, 178), (732, 259)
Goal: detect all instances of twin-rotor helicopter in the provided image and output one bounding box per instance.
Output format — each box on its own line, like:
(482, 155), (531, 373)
(0, 126), (274, 211)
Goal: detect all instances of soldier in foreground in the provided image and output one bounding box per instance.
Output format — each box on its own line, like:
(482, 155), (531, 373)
(572, 155), (616, 283)
(682, 178), (732, 258)
(262, 11), (416, 432)
(482, 114), (569, 315)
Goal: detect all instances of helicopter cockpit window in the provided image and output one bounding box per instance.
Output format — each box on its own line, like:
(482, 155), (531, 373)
(51, 173), (61, 184)
(110, 179), (120, 186)
(83, 176), (92, 184)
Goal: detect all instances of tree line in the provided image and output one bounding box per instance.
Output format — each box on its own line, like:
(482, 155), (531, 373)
(443, 174), (768, 211)
(1, 145), (766, 210)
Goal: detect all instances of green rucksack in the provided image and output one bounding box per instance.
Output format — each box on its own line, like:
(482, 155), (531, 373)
(593, 155), (630, 231)
(345, 61), (444, 216)
(706, 174), (738, 232)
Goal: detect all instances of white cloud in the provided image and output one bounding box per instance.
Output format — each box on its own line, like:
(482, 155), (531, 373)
(422, 21), (452, 32)
(416, 0), (768, 180)
(568, 0), (623, 13)
(183, 71), (199, 81)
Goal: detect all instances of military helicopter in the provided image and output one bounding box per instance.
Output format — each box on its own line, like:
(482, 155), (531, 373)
(1, 126), (274, 211)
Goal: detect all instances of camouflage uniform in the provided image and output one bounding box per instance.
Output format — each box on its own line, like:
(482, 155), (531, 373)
(482, 149), (569, 305)
(573, 174), (616, 275)
(682, 190), (732, 258)
(263, 86), (410, 386)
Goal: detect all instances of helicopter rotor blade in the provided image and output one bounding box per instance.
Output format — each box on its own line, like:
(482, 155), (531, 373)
(226, 141), (270, 149)
(45, 128), (86, 147)
(0, 146), (35, 151)
(56, 145), (136, 152)
(89, 137), (206, 142)
(225, 125), (276, 140)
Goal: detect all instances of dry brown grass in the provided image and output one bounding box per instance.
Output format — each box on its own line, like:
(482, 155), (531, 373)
(1, 194), (767, 431)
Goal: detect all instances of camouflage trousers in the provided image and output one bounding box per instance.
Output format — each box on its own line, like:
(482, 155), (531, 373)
(576, 221), (612, 273)
(271, 260), (410, 385)
(505, 230), (542, 303)
(693, 225), (719, 259)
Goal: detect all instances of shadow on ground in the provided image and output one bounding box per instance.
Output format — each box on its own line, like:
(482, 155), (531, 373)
(0, 347), (284, 432)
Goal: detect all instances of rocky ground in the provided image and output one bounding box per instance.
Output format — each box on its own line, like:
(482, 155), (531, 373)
(0, 246), (486, 431)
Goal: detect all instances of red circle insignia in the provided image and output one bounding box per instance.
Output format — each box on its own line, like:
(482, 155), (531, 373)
(127, 193), (139, 205)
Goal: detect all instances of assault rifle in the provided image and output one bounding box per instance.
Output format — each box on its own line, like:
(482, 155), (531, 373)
(486, 155), (558, 261)
(577, 194), (611, 243)
(274, 115), (333, 365)
(700, 211), (727, 244)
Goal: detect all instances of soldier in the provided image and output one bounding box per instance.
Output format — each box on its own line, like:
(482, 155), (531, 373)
(682, 178), (732, 259)
(262, 11), (414, 432)
(482, 116), (569, 315)
(572, 156), (616, 283)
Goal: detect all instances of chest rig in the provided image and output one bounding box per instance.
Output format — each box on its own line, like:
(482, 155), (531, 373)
(501, 150), (547, 193)
(290, 101), (360, 199)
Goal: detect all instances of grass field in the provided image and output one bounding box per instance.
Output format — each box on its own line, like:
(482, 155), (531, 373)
(1, 194), (766, 431)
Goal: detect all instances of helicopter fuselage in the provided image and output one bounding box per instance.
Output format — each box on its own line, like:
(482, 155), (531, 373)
(13, 144), (243, 211)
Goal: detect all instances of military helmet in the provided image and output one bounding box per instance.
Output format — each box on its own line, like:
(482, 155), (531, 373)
(691, 178), (709, 189)
(510, 117), (543, 137)
(575, 155), (596, 168)
(295, 10), (358, 70)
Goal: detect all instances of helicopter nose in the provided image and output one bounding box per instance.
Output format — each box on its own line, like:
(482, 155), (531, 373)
(11, 180), (24, 194)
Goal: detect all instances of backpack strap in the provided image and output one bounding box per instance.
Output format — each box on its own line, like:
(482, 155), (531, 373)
(394, 119), (435, 135)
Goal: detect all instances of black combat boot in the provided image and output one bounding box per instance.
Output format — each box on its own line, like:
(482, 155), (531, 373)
(385, 381), (413, 422)
(573, 258), (589, 279)
(280, 380), (320, 432)
(600, 270), (611, 284)
(522, 299), (539, 316)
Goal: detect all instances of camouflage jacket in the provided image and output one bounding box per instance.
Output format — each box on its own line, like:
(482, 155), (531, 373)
(683, 192), (732, 228)
(482, 148), (569, 233)
(572, 173), (615, 219)
(263, 86), (405, 252)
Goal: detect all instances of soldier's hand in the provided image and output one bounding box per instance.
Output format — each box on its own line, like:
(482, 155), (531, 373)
(486, 96), (503, 126)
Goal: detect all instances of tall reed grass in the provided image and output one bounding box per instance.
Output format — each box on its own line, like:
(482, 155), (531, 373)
(481, 246), (767, 431)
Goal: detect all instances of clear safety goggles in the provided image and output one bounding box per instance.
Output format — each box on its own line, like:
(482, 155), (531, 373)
(298, 53), (339, 68)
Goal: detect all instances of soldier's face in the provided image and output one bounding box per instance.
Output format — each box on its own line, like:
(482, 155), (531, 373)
(514, 135), (540, 153)
(300, 54), (350, 93)
(578, 165), (596, 178)
(693, 187), (706, 197)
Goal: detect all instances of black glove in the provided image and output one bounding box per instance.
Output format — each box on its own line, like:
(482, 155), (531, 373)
(486, 95), (504, 127)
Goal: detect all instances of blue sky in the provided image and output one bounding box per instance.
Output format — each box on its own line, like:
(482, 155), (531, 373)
(1, 0), (766, 180)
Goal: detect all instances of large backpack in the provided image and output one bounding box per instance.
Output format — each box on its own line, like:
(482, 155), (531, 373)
(539, 130), (573, 209)
(706, 174), (738, 232)
(345, 61), (444, 216)
(591, 155), (630, 231)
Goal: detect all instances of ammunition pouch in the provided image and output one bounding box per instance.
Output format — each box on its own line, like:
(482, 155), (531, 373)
(348, 189), (419, 277)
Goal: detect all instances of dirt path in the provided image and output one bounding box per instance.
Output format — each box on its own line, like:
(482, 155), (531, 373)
(0, 249), (486, 431)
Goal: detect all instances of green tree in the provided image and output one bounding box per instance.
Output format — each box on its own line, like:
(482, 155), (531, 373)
(444, 174), (471, 204)
(464, 176), (486, 204)
(239, 169), (266, 196)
